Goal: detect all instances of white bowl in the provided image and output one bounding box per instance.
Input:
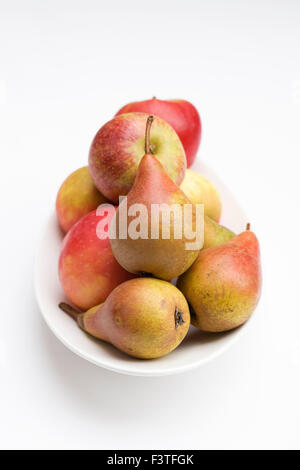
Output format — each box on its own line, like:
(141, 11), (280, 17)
(34, 161), (255, 376)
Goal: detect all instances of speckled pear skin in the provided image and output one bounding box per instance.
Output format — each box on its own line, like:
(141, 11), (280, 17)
(110, 152), (201, 280)
(203, 215), (235, 249)
(80, 278), (191, 359)
(177, 229), (261, 333)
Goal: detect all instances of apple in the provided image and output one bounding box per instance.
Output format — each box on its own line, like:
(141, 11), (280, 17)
(88, 112), (186, 203)
(115, 98), (201, 167)
(180, 169), (222, 222)
(59, 207), (136, 310)
(56, 166), (109, 233)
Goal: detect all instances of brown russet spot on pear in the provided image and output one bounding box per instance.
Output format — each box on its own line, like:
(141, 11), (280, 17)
(109, 116), (201, 281)
(59, 278), (190, 359)
(177, 224), (262, 333)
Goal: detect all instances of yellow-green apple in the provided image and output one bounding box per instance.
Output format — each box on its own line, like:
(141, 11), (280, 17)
(59, 207), (136, 310)
(115, 98), (201, 167)
(180, 169), (222, 222)
(56, 166), (109, 233)
(88, 112), (186, 203)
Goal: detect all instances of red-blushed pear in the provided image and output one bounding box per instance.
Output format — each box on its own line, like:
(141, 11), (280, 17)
(56, 166), (109, 233)
(88, 112), (186, 203)
(58, 208), (136, 311)
(115, 97), (201, 167)
(109, 116), (202, 281)
(59, 278), (190, 359)
(177, 224), (262, 332)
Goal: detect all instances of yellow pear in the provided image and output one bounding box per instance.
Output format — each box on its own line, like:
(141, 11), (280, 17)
(180, 169), (222, 222)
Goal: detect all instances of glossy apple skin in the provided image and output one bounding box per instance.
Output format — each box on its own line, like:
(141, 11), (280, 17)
(56, 166), (108, 233)
(59, 208), (136, 310)
(88, 112), (186, 203)
(116, 98), (201, 167)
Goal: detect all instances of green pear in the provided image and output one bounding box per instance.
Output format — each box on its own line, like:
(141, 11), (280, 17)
(204, 215), (235, 249)
(180, 169), (222, 222)
(59, 278), (190, 359)
(110, 116), (202, 280)
(177, 224), (262, 332)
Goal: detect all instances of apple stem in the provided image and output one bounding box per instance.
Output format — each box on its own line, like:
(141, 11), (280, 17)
(246, 223), (251, 231)
(145, 115), (154, 154)
(152, 96), (156, 99)
(59, 302), (82, 321)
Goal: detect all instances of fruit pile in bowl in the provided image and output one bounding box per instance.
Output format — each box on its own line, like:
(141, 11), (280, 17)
(55, 98), (262, 361)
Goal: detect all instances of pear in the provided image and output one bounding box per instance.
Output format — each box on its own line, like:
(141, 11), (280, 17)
(59, 278), (190, 359)
(180, 169), (222, 222)
(109, 116), (202, 280)
(177, 224), (262, 332)
(179, 170), (234, 248)
(204, 215), (235, 249)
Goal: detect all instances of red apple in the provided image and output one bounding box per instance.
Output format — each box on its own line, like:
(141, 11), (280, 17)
(115, 98), (201, 167)
(59, 207), (136, 310)
(88, 112), (186, 203)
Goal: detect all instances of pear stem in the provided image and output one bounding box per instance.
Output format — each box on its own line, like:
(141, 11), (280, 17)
(59, 302), (82, 321)
(145, 115), (154, 154)
(246, 223), (251, 231)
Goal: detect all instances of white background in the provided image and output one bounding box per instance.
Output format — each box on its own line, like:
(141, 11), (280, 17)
(0, 0), (299, 450)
